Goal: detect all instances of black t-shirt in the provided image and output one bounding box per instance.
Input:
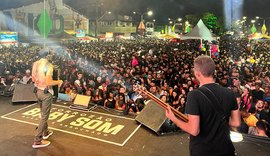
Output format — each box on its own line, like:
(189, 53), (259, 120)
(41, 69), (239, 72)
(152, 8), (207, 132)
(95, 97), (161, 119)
(185, 83), (238, 156)
(105, 99), (116, 109)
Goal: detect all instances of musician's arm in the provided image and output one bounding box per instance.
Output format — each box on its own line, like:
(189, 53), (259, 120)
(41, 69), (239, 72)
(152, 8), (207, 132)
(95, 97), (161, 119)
(31, 62), (37, 83)
(45, 65), (62, 86)
(166, 108), (200, 136)
(229, 109), (240, 127)
(166, 90), (200, 136)
(229, 91), (241, 128)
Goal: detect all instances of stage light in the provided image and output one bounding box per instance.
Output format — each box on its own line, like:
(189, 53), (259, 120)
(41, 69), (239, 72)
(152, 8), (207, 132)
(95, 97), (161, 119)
(230, 131), (243, 143)
(224, 0), (244, 29)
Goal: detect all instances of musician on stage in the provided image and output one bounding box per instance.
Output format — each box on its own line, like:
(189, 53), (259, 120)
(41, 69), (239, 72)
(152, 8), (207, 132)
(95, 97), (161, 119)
(31, 49), (63, 148)
(166, 55), (241, 156)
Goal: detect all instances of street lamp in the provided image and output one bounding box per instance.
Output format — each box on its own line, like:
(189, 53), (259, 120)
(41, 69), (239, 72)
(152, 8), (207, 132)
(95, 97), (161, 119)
(168, 18), (182, 24)
(95, 11), (111, 37)
(133, 10), (153, 22)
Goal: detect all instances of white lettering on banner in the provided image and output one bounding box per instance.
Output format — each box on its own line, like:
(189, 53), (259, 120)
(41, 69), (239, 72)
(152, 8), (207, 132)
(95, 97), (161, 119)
(96, 123), (124, 135)
(57, 114), (75, 122)
(58, 109), (64, 112)
(105, 118), (112, 122)
(96, 116), (103, 120)
(70, 117), (90, 126)
(72, 112), (79, 115)
(80, 113), (87, 117)
(69, 117), (124, 135)
(20, 108), (125, 135)
(22, 108), (40, 116)
(49, 112), (64, 120)
(65, 110), (71, 114)
(83, 120), (103, 129)
(88, 115), (95, 118)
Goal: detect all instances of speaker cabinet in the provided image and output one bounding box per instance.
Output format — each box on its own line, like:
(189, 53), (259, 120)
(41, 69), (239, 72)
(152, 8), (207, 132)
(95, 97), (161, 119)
(12, 84), (38, 103)
(135, 100), (167, 134)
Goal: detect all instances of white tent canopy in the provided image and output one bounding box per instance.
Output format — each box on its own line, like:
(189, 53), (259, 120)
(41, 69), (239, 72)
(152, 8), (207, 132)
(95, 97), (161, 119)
(181, 19), (217, 41)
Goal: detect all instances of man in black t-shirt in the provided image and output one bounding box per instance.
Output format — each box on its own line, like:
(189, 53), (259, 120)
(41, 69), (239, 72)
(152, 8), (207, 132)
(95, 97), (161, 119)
(166, 55), (241, 156)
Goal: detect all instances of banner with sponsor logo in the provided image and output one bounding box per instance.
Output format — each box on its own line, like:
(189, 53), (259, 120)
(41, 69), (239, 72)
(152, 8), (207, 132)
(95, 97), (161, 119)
(1, 104), (141, 146)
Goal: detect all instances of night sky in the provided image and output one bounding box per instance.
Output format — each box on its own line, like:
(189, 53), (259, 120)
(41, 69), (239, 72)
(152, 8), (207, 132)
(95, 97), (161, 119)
(1, 0), (270, 24)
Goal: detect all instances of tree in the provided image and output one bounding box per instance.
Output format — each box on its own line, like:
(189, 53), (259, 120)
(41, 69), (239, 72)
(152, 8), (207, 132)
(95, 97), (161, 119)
(202, 12), (225, 35)
(202, 12), (217, 30)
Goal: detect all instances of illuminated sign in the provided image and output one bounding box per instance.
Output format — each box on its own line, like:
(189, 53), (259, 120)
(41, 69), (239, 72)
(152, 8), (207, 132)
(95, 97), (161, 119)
(0, 32), (18, 43)
(76, 29), (86, 38)
(1, 104), (141, 146)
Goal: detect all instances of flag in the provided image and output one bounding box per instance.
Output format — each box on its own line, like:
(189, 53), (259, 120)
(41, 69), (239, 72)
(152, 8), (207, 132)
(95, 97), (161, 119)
(251, 24), (257, 34)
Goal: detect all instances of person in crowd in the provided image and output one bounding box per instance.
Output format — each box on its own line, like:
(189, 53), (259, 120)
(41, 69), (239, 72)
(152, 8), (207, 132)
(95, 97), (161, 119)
(252, 82), (264, 103)
(166, 55), (240, 156)
(178, 97), (186, 114)
(241, 86), (253, 111)
(230, 78), (244, 96)
(241, 108), (258, 129)
(263, 86), (270, 101)
(170, 89), (180, 110)
(255, 99), (270, 124)
(104, 90), (116, 109)
(115, 93), (126, 111)
(92, 88), (104, 106)
(19, 69), (32, 84)
(0, 77), (7, 94)
(255, 120), (269, 137)
(131, 55), (139, 67)
(74, 71), (86, 94)
(59, 80), (72, 94)
(149, 85), (160, 99)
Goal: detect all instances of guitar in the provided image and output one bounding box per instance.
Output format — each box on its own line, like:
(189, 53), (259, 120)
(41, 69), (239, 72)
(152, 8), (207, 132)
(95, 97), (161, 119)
(134, 84), (188, 122)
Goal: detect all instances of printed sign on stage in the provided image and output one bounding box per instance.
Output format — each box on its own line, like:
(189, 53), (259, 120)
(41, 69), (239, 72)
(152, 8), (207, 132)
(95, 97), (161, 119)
(1, 104), (141, 146)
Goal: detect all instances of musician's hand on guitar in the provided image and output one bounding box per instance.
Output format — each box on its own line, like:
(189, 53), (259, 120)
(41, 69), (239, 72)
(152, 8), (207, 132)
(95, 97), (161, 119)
(165, 105), (177, 122)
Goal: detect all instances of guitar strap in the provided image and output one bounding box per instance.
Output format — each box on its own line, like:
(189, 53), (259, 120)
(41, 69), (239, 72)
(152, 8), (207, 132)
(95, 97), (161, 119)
(197, 86), (227, 123)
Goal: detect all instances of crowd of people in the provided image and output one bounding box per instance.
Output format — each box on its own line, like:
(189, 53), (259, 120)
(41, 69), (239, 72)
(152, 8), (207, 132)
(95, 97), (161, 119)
(0, 36), (270, 138)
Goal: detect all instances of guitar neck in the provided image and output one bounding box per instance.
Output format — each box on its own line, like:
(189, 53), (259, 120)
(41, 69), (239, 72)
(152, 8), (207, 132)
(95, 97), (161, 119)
(140, 89), (188, 122)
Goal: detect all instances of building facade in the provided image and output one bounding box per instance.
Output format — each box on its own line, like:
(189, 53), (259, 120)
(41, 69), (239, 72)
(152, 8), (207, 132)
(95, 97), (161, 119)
(89, 14), (136, 37)
(0, 0), (89, 39)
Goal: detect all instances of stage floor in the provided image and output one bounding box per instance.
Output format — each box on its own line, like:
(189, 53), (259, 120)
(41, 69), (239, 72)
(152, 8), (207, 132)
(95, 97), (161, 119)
(0, 96), (269, 156)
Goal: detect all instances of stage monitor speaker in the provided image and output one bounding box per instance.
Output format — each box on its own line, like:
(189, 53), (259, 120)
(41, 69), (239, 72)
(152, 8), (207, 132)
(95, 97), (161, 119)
(73, 94), (91, 108)
(70, 94), (91, 111)
(135, 100), (167, 134)
(12, 84), (38, 103)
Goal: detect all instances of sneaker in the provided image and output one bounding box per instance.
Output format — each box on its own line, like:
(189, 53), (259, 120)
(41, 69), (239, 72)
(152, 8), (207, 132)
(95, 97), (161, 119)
(32, 140), (51, 148)
(43, 130), (53, 140)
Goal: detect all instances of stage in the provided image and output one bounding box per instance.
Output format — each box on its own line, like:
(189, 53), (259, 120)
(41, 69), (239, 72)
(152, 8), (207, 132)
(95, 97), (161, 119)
(0, 96), (269, 156)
